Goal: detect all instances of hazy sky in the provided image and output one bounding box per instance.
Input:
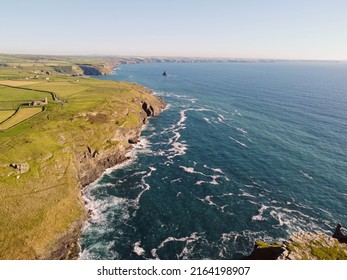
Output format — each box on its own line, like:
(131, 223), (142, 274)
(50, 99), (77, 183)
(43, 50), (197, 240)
(1, 0), (347, 60)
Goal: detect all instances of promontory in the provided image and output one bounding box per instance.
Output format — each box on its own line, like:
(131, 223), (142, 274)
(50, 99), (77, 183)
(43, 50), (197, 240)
(0, 54), (165, 259)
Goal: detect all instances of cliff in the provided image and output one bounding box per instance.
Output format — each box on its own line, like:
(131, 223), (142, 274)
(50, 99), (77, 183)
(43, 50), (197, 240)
(77, 98), (165, 188)
(246, 228), (347, 260)
(0, 72), (165, 259)
(47, 95), (166, 260)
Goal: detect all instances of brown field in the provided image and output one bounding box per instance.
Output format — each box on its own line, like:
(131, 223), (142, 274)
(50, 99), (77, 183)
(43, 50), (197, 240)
(0, 107), (43, 131)
(0, 110), (16, 123)
(0, 80), (41, 87)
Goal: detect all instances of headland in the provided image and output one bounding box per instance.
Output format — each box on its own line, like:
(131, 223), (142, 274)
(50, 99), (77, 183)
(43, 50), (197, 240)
(0, 54), (165, 259)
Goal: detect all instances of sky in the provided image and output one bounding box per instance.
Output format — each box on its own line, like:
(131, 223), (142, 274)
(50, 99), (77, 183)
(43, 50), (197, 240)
(1, 0), (347, 60)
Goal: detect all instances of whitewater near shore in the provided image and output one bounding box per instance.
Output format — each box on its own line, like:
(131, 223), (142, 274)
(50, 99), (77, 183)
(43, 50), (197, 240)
(79, 62), (347, 259)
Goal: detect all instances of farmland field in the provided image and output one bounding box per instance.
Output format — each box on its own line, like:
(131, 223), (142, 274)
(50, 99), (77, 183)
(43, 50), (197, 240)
(0, 54), (164, 260)
(0, 85), (52, 102)
(0, 110), (15, 123)
(0, 107), (43, 131)
(0, 80), (41, 87)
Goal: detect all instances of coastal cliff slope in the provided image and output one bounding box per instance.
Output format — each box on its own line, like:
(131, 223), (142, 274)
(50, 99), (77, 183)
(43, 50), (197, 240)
(0, 69), (165, 259)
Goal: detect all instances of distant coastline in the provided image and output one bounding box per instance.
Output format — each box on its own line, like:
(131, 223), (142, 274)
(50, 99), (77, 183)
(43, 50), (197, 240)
(1, 54), (346, 260)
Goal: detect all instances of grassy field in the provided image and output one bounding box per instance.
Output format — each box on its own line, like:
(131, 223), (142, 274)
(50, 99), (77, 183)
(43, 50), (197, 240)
(0, 110), (15, 123)
(0, 107), (43, 131)
(0, 81), (41, 87)
(0, 55), (163, 259)
(0, 83), (50, 131)
(0, 85), (52, 105)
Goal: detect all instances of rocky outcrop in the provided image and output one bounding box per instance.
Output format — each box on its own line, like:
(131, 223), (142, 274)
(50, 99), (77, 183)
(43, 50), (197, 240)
(245, 240), (284, 260)
(142, 101), (154, 117)
(77, 62), (116, 76)
(141, 99), (165, 117)
(279, 231), (347, 260)
(332, 223), (347, 243)
(78, 144), (129, 187)
(246, 226), (347, 260)
(10, 162), (29, 174)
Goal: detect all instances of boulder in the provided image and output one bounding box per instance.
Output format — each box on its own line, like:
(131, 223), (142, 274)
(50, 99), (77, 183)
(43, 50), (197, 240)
(333, 223), (347, 243)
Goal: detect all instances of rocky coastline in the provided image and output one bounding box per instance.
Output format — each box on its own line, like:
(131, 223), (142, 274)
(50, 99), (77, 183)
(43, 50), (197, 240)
(43, 89), (166, 260)
(246, 224), (347, 260)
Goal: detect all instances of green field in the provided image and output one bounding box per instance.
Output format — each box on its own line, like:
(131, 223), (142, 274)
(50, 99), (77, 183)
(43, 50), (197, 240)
(0, 55), (164, 259)
(0, 85), (52, 109)
(0, 84), (50, 131)
(0, 86), (50, 102)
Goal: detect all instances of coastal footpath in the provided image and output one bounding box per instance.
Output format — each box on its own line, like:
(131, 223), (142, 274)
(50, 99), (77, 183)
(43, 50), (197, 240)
(0, 55), (165, 259)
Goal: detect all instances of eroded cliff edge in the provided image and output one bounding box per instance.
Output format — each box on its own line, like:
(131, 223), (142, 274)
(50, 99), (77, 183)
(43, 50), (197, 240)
(0, 75), (165, 259)
(45, 88), (165, 260)
(77, 97), (165, 188)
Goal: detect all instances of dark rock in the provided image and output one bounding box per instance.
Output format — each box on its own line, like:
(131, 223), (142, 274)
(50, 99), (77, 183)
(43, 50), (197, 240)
(87, 209), (93, 218)
(244, 240), (284, 260)
(128, 137), (138, 144)
(142, 101), (154, 117)
(78, 64), (102, 76)
(333, 223), (347, 243)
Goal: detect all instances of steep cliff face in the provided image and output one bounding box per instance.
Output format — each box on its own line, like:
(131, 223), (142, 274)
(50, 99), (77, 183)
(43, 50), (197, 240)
(78, 145), (128, 187)
(246, 231), (347, 260)
(77, 97), (165, 188)
(77, 63), (115, 76)
(78, 64), (103, 75)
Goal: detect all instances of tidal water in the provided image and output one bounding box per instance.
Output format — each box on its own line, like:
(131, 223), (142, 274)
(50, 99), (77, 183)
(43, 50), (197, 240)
(79, 62), (347, 259)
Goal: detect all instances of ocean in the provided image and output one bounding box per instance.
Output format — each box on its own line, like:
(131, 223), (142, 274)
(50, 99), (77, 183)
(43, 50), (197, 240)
(79, 62), (347, 259)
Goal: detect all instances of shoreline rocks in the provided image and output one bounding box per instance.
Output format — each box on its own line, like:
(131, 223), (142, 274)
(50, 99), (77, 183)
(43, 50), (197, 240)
(246, 224), (347, 260)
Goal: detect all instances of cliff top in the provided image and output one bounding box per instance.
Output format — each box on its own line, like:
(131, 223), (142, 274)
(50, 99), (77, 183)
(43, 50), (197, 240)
(0, 55), (165, 259)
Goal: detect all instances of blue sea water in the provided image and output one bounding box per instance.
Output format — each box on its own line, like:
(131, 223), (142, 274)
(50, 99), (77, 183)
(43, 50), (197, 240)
(79, 62), (347, 259)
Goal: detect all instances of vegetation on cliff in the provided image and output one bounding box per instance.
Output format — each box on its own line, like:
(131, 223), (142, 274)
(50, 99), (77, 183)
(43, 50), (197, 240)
(246, 231), (347, 260)
(0, 55), (165, 259)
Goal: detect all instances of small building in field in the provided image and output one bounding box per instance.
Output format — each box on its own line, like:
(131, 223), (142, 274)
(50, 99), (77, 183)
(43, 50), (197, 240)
(29, 97), (48, 106)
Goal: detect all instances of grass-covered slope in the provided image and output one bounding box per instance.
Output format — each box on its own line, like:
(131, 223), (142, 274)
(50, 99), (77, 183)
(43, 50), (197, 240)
(0, 60), (165, 259)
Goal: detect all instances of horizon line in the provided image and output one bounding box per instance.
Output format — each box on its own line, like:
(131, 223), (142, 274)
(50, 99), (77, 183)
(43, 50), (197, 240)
(0, 52), (346, 63)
